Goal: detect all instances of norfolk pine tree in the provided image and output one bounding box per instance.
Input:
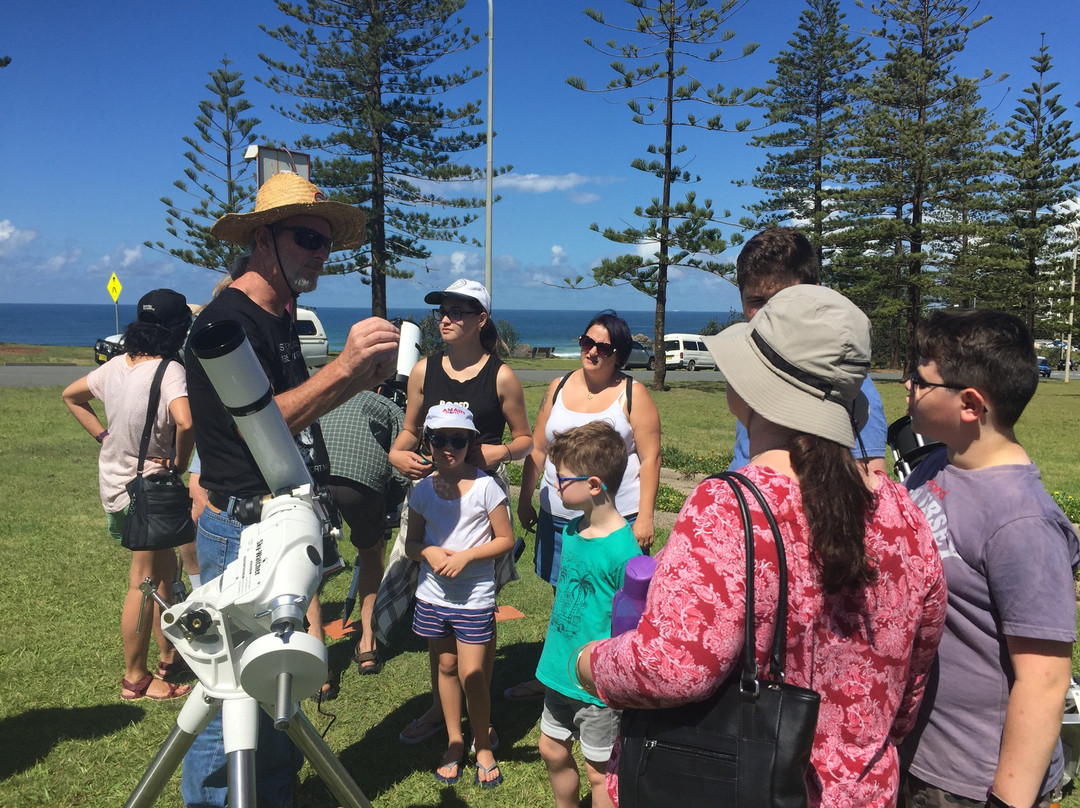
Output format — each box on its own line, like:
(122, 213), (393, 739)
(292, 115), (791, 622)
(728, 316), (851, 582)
(568, 0), (758, 390)
(741, 0), (869, 264)
(145, 57), (260, 272)
(998, 38), (1080, 336)
(260, 0), (499, 318)
(830, 0), (995, 367)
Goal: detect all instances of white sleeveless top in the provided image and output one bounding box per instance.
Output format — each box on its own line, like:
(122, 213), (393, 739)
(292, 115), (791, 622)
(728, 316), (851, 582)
(538, 380), (641, 520)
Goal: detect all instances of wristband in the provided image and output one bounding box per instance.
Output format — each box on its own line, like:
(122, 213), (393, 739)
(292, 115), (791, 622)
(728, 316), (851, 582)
(95, 429), (109, 443)
(504, 444), (512, 463)
(985, 788), (1017, 808)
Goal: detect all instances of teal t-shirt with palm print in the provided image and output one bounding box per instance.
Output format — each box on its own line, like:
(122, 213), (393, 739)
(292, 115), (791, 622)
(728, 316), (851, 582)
(536, 518), (641, 705)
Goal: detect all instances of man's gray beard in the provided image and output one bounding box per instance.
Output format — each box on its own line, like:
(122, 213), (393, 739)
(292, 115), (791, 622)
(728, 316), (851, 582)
(286, 268), (319, 294)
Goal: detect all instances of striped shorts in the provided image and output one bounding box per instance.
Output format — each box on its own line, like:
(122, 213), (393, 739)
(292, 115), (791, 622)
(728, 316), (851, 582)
(412, 599), (496, 645)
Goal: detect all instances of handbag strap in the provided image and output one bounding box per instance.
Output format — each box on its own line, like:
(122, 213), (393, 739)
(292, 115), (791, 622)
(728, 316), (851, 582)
(134, 358), (175, 476)
(708, 471), (792, 688)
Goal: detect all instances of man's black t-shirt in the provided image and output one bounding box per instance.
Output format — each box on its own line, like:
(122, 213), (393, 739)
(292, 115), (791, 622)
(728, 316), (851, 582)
(185, 287), (330, 497)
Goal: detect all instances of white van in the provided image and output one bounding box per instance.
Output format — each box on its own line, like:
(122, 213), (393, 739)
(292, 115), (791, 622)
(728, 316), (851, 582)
(296, 307), (329, 368)
(664, 333), (716, 371)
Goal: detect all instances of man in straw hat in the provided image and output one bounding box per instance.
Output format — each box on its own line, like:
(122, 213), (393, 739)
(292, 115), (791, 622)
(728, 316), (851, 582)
(181, 172), (399, 808)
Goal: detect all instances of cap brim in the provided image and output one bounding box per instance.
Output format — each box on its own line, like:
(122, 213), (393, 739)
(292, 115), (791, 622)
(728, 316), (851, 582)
(211, 201), (366, 251)
(704, 326), (860, 448)
(423, 290), (490, 313)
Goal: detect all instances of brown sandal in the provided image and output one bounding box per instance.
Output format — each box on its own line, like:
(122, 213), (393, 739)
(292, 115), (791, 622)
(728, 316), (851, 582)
(121, 673), (191, 701)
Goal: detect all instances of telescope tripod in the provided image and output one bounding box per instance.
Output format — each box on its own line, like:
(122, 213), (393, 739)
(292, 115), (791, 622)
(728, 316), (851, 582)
(124, 682), (372, 808)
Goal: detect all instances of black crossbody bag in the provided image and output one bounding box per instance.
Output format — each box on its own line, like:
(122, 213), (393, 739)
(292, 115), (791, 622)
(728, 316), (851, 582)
(618, 471), (820, 808)
(121, 358), (195, 551)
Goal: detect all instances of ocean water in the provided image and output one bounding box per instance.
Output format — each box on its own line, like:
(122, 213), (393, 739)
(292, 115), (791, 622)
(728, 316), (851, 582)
(2, 303), (735, 357)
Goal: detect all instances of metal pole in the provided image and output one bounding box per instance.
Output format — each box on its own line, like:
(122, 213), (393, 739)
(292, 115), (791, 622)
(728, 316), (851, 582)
(484, 0), (494, 301)
(1066, 223), (1077, 384)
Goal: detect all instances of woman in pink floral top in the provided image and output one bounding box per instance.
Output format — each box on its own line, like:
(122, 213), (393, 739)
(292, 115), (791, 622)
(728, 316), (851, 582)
(577, 285), (946, 807)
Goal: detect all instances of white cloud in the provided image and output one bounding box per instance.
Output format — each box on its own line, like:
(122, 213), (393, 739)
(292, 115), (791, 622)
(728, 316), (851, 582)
(493, 172), (616, 194)
(551, 245), (567, 267)
(569, 192), (600, 204)
(121, 246), (142, 268)
(0, 220), (38, 256)
(450, 250), (468, 274)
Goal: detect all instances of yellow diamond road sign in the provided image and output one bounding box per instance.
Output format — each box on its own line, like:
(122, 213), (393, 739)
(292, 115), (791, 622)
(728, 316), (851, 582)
(108, 273), (122, 303)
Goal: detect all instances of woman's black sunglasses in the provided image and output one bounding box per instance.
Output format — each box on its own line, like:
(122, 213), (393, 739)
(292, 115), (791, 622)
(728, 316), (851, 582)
(579, 335), (615, 358)
(427, 433), (471, 450)
(277, 225), (333, 253)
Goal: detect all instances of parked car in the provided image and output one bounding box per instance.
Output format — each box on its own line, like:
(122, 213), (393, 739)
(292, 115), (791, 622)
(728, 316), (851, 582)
(296, 307), (329, 368)
(1038, 356), (1051, 377)
(664, 333), (717, 371)
(94, 307), (329, 370)
(1059, 358), (1077, 372)
(93, 334), (124, 365)
(624, 340), (655, 370)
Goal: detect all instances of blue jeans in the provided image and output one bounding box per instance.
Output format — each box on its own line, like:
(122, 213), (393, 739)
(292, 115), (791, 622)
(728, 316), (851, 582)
(180, 506), (301, 808)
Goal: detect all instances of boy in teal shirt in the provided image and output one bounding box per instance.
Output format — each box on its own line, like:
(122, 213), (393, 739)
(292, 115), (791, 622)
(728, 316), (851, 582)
(536, 421), (641, 808)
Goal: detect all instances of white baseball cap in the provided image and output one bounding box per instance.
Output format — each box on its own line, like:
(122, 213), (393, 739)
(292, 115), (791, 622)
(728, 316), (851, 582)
(424, 278), (492, 314)
(424, 402), (479, 433)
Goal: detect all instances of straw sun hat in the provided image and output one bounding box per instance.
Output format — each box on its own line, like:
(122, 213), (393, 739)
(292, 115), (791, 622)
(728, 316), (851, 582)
(703, 284), (872, 448)
(210, 172), (366, 251)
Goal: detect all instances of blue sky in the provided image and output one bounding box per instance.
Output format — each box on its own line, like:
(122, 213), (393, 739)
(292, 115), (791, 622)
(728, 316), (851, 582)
(2, 1), (1078, 314)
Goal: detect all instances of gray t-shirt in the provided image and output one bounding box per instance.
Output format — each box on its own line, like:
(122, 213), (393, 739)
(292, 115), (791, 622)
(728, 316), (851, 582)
(903, 461), (1080, 799)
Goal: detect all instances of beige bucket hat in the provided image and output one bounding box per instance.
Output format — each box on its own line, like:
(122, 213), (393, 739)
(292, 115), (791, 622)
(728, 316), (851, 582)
(210, 172), (366, 251)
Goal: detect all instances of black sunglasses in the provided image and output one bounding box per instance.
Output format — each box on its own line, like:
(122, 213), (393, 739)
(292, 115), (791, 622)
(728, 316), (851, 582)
(427, 433), (471, 450)
(579, 335), (615, 358)
(277, 226), (333, 253)
(907, 368), (966, 392)
(433, 307), (482, 322)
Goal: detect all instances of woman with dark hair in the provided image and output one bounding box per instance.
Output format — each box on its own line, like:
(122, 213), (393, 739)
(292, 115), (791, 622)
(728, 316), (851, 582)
(63, 289), (195, 701)
(577, 286), (947, 806)
(384, 278), (532, 769)
(505, 310), (661, 701)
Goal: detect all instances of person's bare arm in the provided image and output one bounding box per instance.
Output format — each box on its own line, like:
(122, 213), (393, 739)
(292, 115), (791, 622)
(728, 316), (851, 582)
(627, 378), (662, 549)
(61, 376), (106, 439)
(517, 377), (559, 531)
(169, 396), (194, 472)
(992, 636), (1073, 806)
(275, 317), (399, 432)
(468, 363), (532, 469)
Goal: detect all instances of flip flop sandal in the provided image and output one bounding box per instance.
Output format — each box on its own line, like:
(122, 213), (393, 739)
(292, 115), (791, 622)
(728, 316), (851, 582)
(399, 715), (446, 744)
(121, 673), (191, 702)
(355, 649), (383, 676)
(317, 678), (340, 704)
(474, 760), (503, 789)
(433, 758), (463, 785)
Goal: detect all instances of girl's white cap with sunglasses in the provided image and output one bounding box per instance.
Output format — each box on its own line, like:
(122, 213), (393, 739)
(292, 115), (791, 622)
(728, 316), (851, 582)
(424, 403), (479, 433)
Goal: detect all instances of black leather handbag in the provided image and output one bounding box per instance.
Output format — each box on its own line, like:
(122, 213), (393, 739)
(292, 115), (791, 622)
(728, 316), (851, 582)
(618, 471), (820, 808)
(121, 358), (195, 551)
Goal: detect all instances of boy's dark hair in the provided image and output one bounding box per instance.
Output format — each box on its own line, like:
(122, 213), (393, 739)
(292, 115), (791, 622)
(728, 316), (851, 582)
(735, 227), (819, 291)
(914, 309), (1038, 427)
(549, 421), (628, 496)
(584, 310), (633, 369)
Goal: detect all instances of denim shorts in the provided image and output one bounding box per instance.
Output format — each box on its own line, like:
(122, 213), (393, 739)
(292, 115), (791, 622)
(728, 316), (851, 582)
(540, 687), (620, 762)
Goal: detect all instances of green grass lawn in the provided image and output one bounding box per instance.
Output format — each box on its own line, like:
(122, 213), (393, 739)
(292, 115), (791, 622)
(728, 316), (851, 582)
(1, 368), (1078, 807)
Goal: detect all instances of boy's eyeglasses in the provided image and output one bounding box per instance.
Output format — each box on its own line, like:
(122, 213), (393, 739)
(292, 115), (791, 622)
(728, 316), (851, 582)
(579, 335), (615, 358)
(276, 226), (333, 253)
(556, 474), (590, 489)
(907, 369), (966, 392)
(427, 433), (471, 450)
(433, 307), (481, 322)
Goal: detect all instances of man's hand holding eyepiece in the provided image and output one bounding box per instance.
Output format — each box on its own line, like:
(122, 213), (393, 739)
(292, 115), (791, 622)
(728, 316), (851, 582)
(339, 317), (400, 391)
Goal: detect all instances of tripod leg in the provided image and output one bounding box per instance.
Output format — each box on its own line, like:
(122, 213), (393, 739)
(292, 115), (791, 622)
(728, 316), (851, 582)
(287, 710), (374, 808)
(124, 685), (219, 808)
(223, 698), (260, 808)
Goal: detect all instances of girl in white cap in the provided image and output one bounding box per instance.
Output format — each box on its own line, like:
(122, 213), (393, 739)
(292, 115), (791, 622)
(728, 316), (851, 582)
(404, 403), (513, 788)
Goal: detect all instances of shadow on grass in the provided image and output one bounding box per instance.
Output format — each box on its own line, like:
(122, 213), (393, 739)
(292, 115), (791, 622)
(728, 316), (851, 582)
(298, 639), (546, 805)
(0, 704), (146, 779)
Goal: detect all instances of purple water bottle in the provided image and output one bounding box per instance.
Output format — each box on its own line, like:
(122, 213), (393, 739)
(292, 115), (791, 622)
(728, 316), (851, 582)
(610, 555), (656, 636)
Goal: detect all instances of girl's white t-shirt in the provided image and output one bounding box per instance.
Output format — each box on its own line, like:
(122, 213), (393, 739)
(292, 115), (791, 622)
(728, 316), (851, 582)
(410, 470), (507, 609)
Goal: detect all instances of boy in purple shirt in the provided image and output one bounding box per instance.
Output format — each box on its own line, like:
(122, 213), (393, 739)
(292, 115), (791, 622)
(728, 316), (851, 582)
(901, 309), (1079, 808)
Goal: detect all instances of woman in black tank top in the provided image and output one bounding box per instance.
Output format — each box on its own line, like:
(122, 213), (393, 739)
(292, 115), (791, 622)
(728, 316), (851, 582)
(386, 279), (532, 757)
